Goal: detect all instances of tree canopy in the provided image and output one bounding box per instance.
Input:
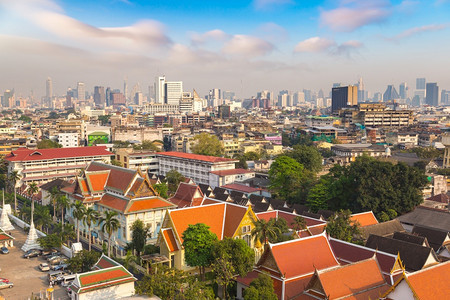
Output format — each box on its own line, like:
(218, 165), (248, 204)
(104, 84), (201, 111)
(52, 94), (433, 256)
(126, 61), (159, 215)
(325, 210), (362, 244)
(166, 169), (185, 194)
(37, 139), (62, 149)
(269, 155), (308, 202)
(67, 250), (101, 273)
(285, 145), (323, 173)
(191, 132), (224, 157)
(244, 272), (278, 300)
(131, 219), (149, 258)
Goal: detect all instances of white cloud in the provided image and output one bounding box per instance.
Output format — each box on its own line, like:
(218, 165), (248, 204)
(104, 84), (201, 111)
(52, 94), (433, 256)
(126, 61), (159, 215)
(190, 29), (230, 46)
(256, 22), (289, 43)
(222, 35), (274, 57)
(388, 24), (447, 40)
(294, 37), (335, 52)
(320, 0), (392, 32)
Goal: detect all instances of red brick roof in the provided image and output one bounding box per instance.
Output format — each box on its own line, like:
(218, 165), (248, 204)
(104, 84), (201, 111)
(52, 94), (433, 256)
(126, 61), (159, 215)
(158, 151), (237, 163)
(222, 183), (261, 193)
(210, 169), (253, 176)
(5, 146), (112, 162)
(256, 210), (326, 228)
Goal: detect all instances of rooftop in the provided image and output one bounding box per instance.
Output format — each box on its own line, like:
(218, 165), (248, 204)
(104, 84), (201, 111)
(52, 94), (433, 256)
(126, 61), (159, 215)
(157, 151), (237, 163)
(5, 146), (113, 162)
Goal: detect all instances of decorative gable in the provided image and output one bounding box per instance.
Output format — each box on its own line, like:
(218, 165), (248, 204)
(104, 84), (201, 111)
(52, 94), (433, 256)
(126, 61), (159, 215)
(258, 250), (281, 276)
(134, 179), (157, 198)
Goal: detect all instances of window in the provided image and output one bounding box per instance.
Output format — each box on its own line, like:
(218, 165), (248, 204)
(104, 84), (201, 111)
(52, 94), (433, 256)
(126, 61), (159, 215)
(243, 234), (251, 247)
(242, 225), (251, 233)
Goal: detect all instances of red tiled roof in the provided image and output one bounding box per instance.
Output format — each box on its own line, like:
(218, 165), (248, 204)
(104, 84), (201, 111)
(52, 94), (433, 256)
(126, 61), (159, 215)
(79, 267), (131, 287)
(308, 224), (326, 235)
(4, 146), (112, 162)
(98, 194), (128, 212)
(162, 228), (179, 252)
(127, 198), (174, 213)
(405, 260), (450, 299)
(222, 183), (260, 193)
(350, 211), (379, 227)
(86, 171), (109, 193)
(223, 204), (248, 237)
(268, 234), (339, 279)
(94, 255), (120, 270)
(86, 162), (136, 192)
(0, 233), (13, 241)
(256, 210), (326, 229)
(158, 151), (237, 163)
(210, 169), (253, 176)
(168, 183), (204, 208)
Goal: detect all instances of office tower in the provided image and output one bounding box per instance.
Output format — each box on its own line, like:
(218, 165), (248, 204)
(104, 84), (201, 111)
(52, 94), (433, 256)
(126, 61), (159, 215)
(46, 77), (52, 104)
(93, 86), (105, 107)
(441, 90), (449, 105)
(218, 105), (231, 119)
(331, 85), (357, 112)
(373, 92), (382, 102)
(106, 87), (111, 107)
(416, 78), (426, 90)
(134, 92), (144, 106)
(209, 88), (221, 106)
(293, 92), (305, 105)
(66, 88), (74, 108)
(154, 76), (166, 104)
(222, 91), (235, 101)
(357, 77), (365, 102)
(77, 82), (85, 101)
(318, 89), (324, 99)
(124, 78), (128, 101)
(425, 83), (439, 106)
(164, 81), (183, 105)
(111, 91), (125, 106)
(399, 82), (407, 99)
(303, 89), (312, 102)
(2, 90), (13, 108)
(383, 85), (399, 101)
(333, 83), (341, 88)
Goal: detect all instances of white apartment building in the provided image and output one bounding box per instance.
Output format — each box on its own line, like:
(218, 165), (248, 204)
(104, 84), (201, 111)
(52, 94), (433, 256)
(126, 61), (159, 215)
(5, 146), (113, 187)
(58, 132), (79, 148)
(165, 81), (183, 105)
(157, 152), (237, 185)
(209, 169), (255, 189)
(115, 149), (159, 173)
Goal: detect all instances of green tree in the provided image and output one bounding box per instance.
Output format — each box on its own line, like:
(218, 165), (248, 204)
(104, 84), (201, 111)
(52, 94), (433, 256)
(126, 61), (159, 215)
(268, 156), (305, 202)
(111, 159), (123, 167)
(251, 219), (281, 246)
(291, 216), (307, 232)
(18, 115), (32, 123)
(244, 273), (277, 300)
(97, 115), (111, 126)
(133, 140), (160, 152)
(83, 207), (100, 251)
(38, 233), (62, 250)
(306, 177), (331, 212)
(100, 210), (121, 257)
(57, 194), (70, 225)
(166, 169), (185, 194)
(27, 182), (39, 224)
(191, 132), (224, 157)
(182, 223), (218, 281)
(270, 218), (293, 243)
(34, 205), (52, 232)
(285, 145), (323, 173)
(153, 183), (168, 198)
(55, 223), (76, 245)
(67, 250), (101, 273)
(211, 238), (255, 299)
(72, 200), (86, 242)
(325, 210), (362, 244)
(131, 219), (149, 258)
(47, 186), (60, 221)
(8, 171), (20, 211)
(37, 139), (62, 149)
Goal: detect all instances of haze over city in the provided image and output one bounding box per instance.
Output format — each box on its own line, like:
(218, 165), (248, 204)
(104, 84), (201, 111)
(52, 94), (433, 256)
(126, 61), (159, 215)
(1, 0), (450, 98)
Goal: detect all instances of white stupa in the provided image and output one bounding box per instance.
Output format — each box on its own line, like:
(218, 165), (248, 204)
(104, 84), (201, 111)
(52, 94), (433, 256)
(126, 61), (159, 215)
(0, 190), (15, 231)
(21, 198), (41, 252)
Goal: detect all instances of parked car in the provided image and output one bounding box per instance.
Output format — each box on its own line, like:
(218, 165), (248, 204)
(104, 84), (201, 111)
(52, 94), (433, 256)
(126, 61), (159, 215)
(0, 278), (9, 283)
(51, 263), (68, 271)
(47, 254), (61, 262)
(42, 249), (58, 257)
(49, 256), (67, 265)
(0, 281), (13, 289)
(23, 249), (41, 259)
(48, 271), (64, 284)
(39, 263), (50, 272)
(0, 247), (9, 254)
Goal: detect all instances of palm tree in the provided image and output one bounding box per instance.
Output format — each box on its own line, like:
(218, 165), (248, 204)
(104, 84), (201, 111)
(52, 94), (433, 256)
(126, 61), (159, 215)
(251, 219), (281, 246)
(291, 216), (307, 232)
(84, 207), (100, 251)
(100, 211), (120, 257)
(27, 182), (39, 224)
(8, 171), (20, 212)
(72, 201), (86, 242)
(57, 194), (70, 225)
(56, 223), (76, 246)
(34, 205), (52, 233)
(46, 186), (60, 221)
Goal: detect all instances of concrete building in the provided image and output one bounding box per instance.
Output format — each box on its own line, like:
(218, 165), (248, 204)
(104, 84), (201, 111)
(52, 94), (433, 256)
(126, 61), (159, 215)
(443, 133), (450, 168)
(115, 149), (158, 173)
(209, 168), (255, 189)
(332, 85), (357, 112)
(112, 127), (163, 143)
(57, 132), (79, 148)
(77, 82), (85, 101)
(154, 76), (166, 104)
(93, 86), (105, 107)
(425, 83), (439, 106)
(165, 81), (183, 105)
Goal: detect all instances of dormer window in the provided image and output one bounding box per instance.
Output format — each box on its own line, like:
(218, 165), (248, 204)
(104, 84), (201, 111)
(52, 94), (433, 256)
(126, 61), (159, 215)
(30, 151), (42, 156)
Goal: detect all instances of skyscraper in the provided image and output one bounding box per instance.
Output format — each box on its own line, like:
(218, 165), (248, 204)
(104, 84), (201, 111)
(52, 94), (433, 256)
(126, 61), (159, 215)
(46, 77), (52, 104)
(357, 77), (365, 102)
(106, 87), (111, 107)
(165, 81), (183, 105)
(154, 76), (166, 104)
(2, 90), (13, 108)
(124, 78), (128, 101)
(399, 82), (407, 99)
(383, 85), (399, 101)
(425, 83), (439, 106)
(331, 85), (357, 112)
(93, 86), (105, 107)
(416, 78), (426, 90)
(77, 82), (85, 101)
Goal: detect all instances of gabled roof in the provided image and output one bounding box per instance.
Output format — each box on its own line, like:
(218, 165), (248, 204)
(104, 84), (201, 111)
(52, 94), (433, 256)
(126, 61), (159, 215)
(92, 254), (121, 270)
(157, 151), (237, 163)
(255, 210), (326, 229)
(412, 224), (450, 252)
(222, 183), (261, 194)
(4, 146), (112, 162)
(259, 233), (339, 279)
(168, 182), (204, 208)
(361, 219), (405, 240)
(161, 228), (179, 252)
(303, 258), (389, 300)
(210, 168), (253, 176)
(365, 234), (440, 272)
(97, 193), (174, 214)
(40, 179), (71, 192)
(86, 162), (136, 193)
(397, 206), (450, 232)
(72, 266), (135, 294)
(350, 211), (379, 227)
(392, 231), (430, 248)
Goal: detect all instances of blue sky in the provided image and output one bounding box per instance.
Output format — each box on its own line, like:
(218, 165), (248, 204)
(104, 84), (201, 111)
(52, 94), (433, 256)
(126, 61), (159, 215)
(1, 0), (449, 98)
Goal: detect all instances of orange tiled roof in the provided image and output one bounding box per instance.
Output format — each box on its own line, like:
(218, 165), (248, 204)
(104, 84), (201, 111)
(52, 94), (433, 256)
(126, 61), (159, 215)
(86, 171), (109, 193)
(127, 198), (174, 213)
(350, 211), (378, 227)
(268, 234), (339, 279)
(168, 182), (204, 208)
(86, 162), (136, 192)
(315, 258), (387, 299)
(223, 204), (248, 237)
(98, 194), (128, 212)
(162, 228), (179, 252)
(405, 260), (450, 299)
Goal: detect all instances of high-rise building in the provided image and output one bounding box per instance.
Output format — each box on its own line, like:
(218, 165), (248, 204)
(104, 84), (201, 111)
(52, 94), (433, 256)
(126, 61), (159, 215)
(77, 82), (85, 101)
(106, 87), (111, 107)
(441, 90), (449, 105)
(425, 83), (439, 106)
(383, 85), (399, 101)
(93, 86), (105, 107)
(46, 77), (53, 104)
(124, 78), (128, 101)
(416, 78), (426, 90)
(293, 92), (305, 105)
(165, 81), (183, 105)
(222, 91), (235, 101)
(134, 92), (144, 106)
(331, 85), (357, 112)
(2, 90), (13, 108)
(66, 88), (74, 108)
(154, 76), (166, 104)
(303, 89), (312, 102)
(111, 91), (125, 106)
(208, 88), (221, 106)
(399, 82), (407, 99)
(357, 77), (365, 102)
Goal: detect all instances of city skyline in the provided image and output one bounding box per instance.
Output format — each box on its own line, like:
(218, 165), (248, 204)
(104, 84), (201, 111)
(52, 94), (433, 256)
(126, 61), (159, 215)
(1, 0), (450, 99)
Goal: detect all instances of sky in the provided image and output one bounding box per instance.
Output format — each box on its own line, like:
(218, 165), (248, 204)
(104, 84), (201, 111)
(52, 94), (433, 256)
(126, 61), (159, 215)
(1, 0), (450, 99)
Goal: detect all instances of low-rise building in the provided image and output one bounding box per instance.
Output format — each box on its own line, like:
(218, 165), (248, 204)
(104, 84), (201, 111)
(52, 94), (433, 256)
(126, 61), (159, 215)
(209, 169), (255, 189)
(331, 143), (389, 162)
(57, 132), (79, 148)
(115, 149), (158, 173)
